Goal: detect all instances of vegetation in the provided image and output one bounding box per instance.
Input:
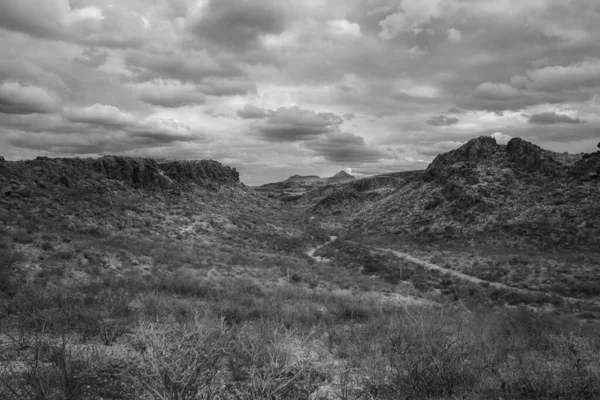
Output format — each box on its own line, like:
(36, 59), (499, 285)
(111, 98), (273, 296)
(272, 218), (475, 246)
(2, 151), (600, 399)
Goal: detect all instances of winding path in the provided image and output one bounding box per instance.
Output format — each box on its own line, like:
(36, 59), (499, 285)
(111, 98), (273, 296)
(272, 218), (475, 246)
(373, 245), (600, 307)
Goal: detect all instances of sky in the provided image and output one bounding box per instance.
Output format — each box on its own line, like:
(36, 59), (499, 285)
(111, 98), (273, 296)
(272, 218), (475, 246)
(0, 0), (599, 185)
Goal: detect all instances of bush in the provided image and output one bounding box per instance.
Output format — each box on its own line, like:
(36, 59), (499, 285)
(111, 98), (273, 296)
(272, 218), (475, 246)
(129, 318), (231, 400)
(0, 247), (23, 295)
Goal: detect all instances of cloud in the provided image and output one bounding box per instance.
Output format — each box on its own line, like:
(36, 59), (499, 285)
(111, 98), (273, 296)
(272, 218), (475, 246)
(73, 48), (109, 68)
(525, 59), (600, 92)
(305, 131), (389, 164)
(125, 51), (240, 83)
(417, 141), (462, 156)
(64, 104), (136, 127)
(0, 81), (61, 114)
(130, 116), (202, 143)
(490, 132), (512, 144)
(62, 103), (201, 142)
(0, 0), (69, 39)
(237, 104), (267, 119)
(138, 83), (207, 108)
(0, 1), (148, 49)
(2, 0), (600, 182)
(200, 78), (256, 97)
(186, 0), (287, 51)
(254, 107), (343, 142)
(528, 111), (583, 125)
(474, 83), (521, 100)
(378, 0), (444, 39)
(427, 115), (459, 126)
(326, 19), (362, 39)
(447, 28), (462, 43)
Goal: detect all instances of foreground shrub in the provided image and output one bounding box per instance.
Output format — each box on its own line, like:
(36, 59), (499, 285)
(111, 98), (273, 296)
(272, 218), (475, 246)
(128, 317), (231, 400)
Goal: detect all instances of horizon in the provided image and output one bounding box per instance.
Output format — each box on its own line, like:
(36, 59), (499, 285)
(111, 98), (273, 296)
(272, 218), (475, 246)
(1, 0), (600, 185)
(1, 133), (597, 185)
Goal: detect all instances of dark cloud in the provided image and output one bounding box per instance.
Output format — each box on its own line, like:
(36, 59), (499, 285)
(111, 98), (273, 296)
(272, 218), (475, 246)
(200, 78), (256, 97)
(474, 83), (521, 100)
(0, 0), (67, 39)
(528, 111), (583, 125)
(504, 122), (600, 143)
(62, 104), (201, 143)
(427, 115), (459, 126)
(0, 81), (61, 114)
(125, 51), (242, 83)
(186, 0), (287, 51)
(254, 107), (343, 142)
(524, 59), (600, 92)
(74, 48), (109, 68)
(447, 107), (463, 114)
(305, 131), (388, 164)
(237, 104), (267, 119)
(139, 87), (207, 108)
(459, 86), (592, 111)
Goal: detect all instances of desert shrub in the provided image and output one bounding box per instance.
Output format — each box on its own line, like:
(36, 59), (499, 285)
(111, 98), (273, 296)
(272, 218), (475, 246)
(0, 247), (23, 295)
(128, 318), (231, 400)
(0, 336), (131, 400)
(361, 306), (478, 399)
(228, 322), (324, 399)
(154, 273), (221, 299)
(11, 229), (34, 244)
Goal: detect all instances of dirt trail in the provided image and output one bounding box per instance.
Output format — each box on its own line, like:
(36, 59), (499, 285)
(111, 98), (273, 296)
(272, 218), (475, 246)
(306, 236), (337, 262)
(377, 247), (510, 289)
(374, 245), (600, 307)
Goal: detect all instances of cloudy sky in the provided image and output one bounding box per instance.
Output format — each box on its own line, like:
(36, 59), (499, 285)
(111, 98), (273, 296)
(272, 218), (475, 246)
(1, 0), (599, 184)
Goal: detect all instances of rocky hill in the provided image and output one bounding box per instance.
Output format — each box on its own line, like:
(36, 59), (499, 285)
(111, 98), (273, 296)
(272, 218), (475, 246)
(0, 155), (291, 250)
(302, 170), (421, 217)
(304, 136), (599, 249)
(254, 170), (356, 200)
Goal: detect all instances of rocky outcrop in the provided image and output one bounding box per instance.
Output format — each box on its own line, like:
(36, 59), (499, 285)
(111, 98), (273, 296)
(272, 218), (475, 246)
(505, 137), (564, 176)
(423, 136), (499, 181)
(3, 156), (240, 191)
(572, 151), (600, 180)
(0, 156), (7, 170)
(159, 160), (239, 186)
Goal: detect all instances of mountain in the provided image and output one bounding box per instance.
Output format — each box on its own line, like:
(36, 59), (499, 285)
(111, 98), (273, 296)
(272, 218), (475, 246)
(0, 155), (298, 249)
(326, 170), (356, 183)
(254, 170), (356, 200)
(341, 136), (600, 249)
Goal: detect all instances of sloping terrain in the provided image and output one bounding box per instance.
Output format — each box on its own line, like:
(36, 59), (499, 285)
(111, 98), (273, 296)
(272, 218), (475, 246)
(296, 137), (600, 302)
(352, 136), (600, 249)
(254, 170), (356, 200)
(2, 152), (600, 399)
(304, 170), (421, 218)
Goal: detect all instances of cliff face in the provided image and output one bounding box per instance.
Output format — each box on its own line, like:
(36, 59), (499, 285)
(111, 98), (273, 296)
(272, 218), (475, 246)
(4, 156), (240, 190)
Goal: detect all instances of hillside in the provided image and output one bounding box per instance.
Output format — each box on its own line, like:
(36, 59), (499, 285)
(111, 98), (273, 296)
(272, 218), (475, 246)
(254, 170), (356, 200)
(302, 170), (421, 218)
(349, 136), (600, 249)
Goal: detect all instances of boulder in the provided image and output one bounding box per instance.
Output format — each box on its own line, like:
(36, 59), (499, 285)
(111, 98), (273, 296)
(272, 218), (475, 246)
(505, 137), (562, 175)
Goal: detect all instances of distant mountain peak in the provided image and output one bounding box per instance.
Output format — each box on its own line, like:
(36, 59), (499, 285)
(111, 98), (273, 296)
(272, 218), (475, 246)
(328, 170), (356, 181)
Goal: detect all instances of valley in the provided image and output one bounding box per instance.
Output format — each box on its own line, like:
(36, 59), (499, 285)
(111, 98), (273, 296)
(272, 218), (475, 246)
(1, 136), (600, 399)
